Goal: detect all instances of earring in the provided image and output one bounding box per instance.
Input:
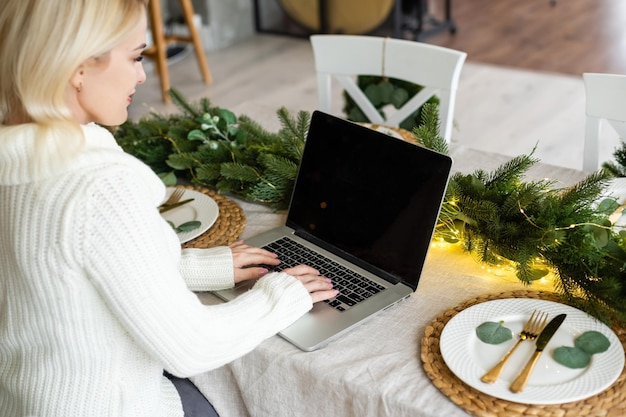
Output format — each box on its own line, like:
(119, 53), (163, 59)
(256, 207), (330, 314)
(76, 83), (83, 93)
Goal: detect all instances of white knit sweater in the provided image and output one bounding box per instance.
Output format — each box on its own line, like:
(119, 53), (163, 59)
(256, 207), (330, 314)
(0, 123), (312, 417)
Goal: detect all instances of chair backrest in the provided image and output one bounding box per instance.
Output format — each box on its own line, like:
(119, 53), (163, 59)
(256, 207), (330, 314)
(582, 72), (626, 172)
(310, 35), (467, 143)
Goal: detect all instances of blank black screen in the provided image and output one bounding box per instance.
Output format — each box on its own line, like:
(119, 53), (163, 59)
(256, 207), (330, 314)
(286, 112), (452, 289)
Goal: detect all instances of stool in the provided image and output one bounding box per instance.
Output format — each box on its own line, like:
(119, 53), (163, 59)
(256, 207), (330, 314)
(144, 0), (212, 103)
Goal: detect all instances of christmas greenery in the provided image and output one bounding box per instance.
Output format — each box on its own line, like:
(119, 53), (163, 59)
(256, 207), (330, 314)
(421, 120), (625, 326)
(603, 142), (626, 177)
(342, 76), (439, 131)
(115, 89), (626, 327)
(115, 88), (306, 209)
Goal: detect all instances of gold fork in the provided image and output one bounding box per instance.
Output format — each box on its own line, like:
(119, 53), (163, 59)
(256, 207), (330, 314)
(159, 187), (185, 209)
(480, 310), (549, 384)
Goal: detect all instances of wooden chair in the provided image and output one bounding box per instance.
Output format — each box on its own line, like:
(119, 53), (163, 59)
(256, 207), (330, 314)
(582, 73), (626, 172)
(310, 35), (466, 143)
(144, 0), (212, 103)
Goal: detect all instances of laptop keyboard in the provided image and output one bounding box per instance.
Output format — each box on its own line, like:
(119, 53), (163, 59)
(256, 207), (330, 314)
(262, 237), (385, 311)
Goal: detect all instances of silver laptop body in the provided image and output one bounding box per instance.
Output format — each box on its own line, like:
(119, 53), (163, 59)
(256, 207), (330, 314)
(214, 111), (452, 351)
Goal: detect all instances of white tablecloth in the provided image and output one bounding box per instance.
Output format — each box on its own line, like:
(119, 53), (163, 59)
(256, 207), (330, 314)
(189, 138), (589, 417)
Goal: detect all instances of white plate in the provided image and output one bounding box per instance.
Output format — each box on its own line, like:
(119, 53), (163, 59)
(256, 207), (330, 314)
(160, 188), (219, 244)
(439, 298), (624, 404)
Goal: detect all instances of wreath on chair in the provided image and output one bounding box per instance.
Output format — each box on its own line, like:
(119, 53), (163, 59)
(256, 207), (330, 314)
(342, 75), (439, 132)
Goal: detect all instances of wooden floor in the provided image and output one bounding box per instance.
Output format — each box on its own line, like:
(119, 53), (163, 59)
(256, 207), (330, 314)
(422, 0), (626, 75)
(129, 0), (626, 172)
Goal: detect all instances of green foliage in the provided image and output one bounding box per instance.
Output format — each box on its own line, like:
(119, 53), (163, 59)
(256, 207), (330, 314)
(412, 103), (449, 155)
(115, 88), (307, 209)
(553, 346), (591, 368)
(603, 141), (626, 176)
(476, 321), (513, 344)
(420, 95), (625, 326)
(575, 330), (611, 354)
(553, 330), (611, 369)
(342, 76), (439, 131)
(116, 90), (626, 327)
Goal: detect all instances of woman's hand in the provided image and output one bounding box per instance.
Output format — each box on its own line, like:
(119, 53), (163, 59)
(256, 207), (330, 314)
(282, 265), (338, 303)
(229, 241), (338, 303)
(229, 240), (280, 284)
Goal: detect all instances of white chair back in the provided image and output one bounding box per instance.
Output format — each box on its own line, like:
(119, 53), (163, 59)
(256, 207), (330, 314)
(310, 35), (467, 143)
(582, 72), (626, 172)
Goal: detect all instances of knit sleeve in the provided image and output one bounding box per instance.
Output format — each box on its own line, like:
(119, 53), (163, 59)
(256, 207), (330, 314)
(179, 247), (235, 291)
(78, 164), (312, 376)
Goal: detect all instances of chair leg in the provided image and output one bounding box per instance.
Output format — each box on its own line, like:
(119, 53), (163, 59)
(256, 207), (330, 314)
(583, 118), (601, 172)
(147, 0), (171, 103)
(179, 0), (212, 84)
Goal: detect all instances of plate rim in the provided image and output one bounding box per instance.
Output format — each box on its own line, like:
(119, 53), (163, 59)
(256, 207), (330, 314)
(161, 187), (219, 243)
(439, 298), (624, 404)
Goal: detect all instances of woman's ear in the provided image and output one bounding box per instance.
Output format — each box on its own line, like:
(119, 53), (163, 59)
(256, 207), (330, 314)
(70, 66), (85, 93)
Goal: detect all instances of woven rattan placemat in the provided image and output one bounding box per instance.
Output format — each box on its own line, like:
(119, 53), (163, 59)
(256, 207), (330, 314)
(421, 290), (626, 417)
(178, 185), (246, 249)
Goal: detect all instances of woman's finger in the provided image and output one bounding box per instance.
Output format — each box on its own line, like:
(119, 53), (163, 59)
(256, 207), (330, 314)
(309, 288), (339, 304)
(282, 264), (319, 277)
(231, 247), (279, 269)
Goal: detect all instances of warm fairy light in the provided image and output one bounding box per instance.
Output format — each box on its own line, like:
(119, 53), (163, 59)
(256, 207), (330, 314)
(430, 237), (453, 249)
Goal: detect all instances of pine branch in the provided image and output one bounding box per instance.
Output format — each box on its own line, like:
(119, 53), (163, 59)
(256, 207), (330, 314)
(168, 88), (201, 118)
(412, 103), (449, 155)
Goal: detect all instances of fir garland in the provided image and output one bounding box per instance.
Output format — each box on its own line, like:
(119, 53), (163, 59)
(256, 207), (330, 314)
(115, 89), (626, 327)
(603, 142), (626, 177)
(115, 88), (306, 209)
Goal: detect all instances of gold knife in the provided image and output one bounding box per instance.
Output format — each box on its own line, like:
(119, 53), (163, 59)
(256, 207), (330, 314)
(158, 198), (194, 213)
(509, 313), (567, 393)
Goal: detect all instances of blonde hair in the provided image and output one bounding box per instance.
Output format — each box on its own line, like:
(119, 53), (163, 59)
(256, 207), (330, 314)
(0, 0), (147, 173)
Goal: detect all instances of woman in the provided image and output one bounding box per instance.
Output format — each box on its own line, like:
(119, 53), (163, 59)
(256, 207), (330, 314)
(0, 1), (337, 416)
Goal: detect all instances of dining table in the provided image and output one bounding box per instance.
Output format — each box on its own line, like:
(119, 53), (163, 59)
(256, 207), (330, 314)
(186, 102), (625, 417)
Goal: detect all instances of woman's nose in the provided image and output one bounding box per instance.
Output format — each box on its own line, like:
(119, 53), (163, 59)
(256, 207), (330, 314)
(137, 63), (147, 85)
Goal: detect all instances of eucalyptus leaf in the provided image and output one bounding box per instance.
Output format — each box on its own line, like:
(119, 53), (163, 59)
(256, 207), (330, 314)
(527, 267), (549, 281)
(597, 198), (620, 215)
(575, 330), (611, 354)
(553, 346), (591, 368)
(158, 171), (178, 186)
(364, 84), (382, 106)
(227, 125), (239, 137)
(188, 129), (207, 141)
(589, 224), (609, 248)
(476, 321), (513, 344)
(348, 106), (367, 123)
(442, 233), (460, 244)
(378, 81), (394, 102)
(390, 88), (409, 108)
(176, 220), (202, 232)
(219, 108), (237, 125)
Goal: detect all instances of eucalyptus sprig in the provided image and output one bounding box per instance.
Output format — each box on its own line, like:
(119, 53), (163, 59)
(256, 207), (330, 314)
(115, 88), (305, 209)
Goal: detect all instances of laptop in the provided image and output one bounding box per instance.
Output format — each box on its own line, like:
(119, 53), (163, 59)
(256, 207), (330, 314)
(214, 110), (452, 351)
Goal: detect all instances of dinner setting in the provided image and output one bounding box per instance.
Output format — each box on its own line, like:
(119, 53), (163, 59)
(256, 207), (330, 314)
(137, 96), (626, 416)
(1, 1), (626, 417)
(123, 1), (626, 416)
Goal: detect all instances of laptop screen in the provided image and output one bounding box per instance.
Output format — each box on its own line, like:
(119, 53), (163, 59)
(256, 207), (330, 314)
(286, 111), (452, 289)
